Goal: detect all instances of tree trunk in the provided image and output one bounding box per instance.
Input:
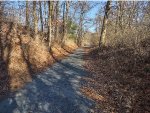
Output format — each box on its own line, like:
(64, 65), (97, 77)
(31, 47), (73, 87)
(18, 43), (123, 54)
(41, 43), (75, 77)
(65, 1), (69, 41)
(48, 1), (52, 50)
(62, 2), (66, 47)
(115, 1), (123, 33)
(39, 1), (43, 32)
(44, 1), (47, 32)
(99, 1), (111, 47)
(51, 1), (55, 42)
(54, 1), (59, 42)
(77, 3), (84, 47)
(0, 1), (4, 61)
(26, 1), (29, 28)
(77, 13), (83, 46)
(62, 1), (69, 47)
(33, 1), (38, 39)
(118, 1), (123, 30)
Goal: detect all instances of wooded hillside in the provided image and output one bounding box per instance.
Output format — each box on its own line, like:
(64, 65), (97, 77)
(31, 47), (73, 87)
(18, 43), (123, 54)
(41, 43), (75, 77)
(0, 1), (149, 113)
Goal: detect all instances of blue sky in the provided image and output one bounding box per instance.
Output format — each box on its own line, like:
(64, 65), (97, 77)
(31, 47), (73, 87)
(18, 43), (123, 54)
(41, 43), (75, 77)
(86, 4), (100, 32)
(84, 1), (105, 33)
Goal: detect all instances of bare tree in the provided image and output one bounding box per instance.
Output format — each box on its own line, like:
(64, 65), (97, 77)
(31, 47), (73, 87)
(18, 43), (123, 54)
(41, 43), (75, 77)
(33, 1), (38, 39)
(77, 1), (88, 46)
(26, 1), (29, 28)
(54, 1), (59, 42)
(39, 1), (43, 32)
(0, 1), (4, 61)
(62, 1), (70, 46)
(48, 1), (52, 50)
(99, 1), (111, 46)
(115, 1), (124, 33)
(43, 1), (47, 32)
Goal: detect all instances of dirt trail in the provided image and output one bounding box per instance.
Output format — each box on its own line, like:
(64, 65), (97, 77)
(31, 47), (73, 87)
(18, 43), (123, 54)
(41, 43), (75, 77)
(0, 48), (94, 113)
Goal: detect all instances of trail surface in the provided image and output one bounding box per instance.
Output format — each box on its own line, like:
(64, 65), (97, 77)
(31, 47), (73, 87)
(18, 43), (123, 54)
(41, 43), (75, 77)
(0, 48), (94, 113)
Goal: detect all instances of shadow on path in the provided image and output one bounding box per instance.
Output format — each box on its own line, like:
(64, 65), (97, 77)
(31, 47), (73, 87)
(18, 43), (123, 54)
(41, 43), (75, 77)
(0, 48), (94, 113)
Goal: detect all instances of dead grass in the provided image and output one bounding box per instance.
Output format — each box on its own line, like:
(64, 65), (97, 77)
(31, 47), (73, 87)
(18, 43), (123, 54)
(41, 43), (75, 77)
(51, 41), (78, 61)
(0, 21), (77, 96)
(8, 43), (32, 90)
(28, 38), (51, 71)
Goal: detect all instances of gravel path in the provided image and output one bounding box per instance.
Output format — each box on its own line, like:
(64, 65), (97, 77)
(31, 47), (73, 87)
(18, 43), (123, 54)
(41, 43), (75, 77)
(0, 48), (94, 113)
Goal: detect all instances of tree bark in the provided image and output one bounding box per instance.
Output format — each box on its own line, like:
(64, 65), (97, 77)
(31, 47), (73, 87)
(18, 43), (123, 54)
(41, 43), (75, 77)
(77, 12), (83, 46)
(48, 1), (52, 50)
(44, 1), (47, 31)
(54, 1), (59, 42)
(77, 2), (84, 47)
(62, 2), (66, 47)
(99, 1), (111, 47)
(39, 1), (43, 32)
(65, 1), (69, 40)
(0, 1), (4, 61)
(26, 1), (29, 28)
(62, 1), (69, 47)
(33, 1), (38, 39)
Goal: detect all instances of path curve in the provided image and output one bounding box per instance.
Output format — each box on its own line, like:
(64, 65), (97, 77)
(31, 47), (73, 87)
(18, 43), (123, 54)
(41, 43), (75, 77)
(0, 48), (94, 113)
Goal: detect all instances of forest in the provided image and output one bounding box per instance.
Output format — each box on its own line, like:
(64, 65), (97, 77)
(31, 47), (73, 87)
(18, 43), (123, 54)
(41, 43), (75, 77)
(0, 1), (149, 113)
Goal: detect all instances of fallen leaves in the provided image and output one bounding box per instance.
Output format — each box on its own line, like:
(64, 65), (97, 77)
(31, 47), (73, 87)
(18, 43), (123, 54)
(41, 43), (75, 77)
(81, 46), (150, 113)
